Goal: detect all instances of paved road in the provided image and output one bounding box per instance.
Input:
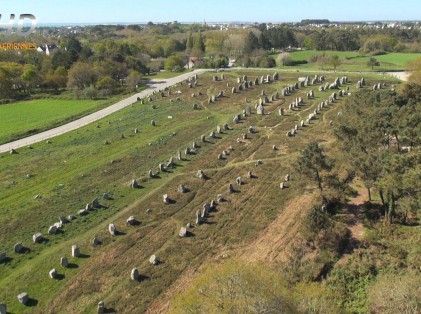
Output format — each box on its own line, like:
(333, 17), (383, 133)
(0, 69), (207, 154)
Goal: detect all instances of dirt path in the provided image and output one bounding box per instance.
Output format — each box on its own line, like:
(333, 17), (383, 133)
(0, 69), (206, 154)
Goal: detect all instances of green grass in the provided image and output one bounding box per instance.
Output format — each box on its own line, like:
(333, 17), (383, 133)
(0, 71), (396, 313)
(0, 97), (122, 144)
(144, 69), (188, 80)
(279, 50), (421, 72)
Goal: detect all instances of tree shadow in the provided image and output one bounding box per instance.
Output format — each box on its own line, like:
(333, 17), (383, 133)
(67, 262), (79, 269)
(114, 230), (127, 236)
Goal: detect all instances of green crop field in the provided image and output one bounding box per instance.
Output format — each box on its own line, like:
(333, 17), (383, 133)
(0, 71), (397, 313)
(279, 50), (421, 72)
(0, 98), (121, 145)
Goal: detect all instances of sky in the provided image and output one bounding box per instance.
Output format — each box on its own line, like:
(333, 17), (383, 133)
(1, 0), (420, 24)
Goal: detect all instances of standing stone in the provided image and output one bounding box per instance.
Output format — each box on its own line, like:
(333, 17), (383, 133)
(149, 255), (158, 265)
(14, 243), (26, 254)
(280, 182), (285, 189)
(236, 177), (243, 185)
(196, 170), (205, 180)
(285, 174), (290, 182)
(163, 194), (170, 204)
(127, 216), (138, 225)
(17, 292), (29, 305)
(131, 268), (140, 281)
(0, 252), (7, 263)
(32, 233), (43, 243)
(60, 257), (69, 268)
(178, 184), (188, 193)
(91, 236), (102, 246)
(179, 227), (187, 237)
(108, 224), (117, 236)
(97, 301), (105, 314)
(0, 304), (6, 314)
(151, 120), (156, 126)
(49, 268), (58, 279)
(201, 134), (206, 142)
(130, 179), (141, 189)
(228, 183), (235, 193)
(71, 245), (80, 257)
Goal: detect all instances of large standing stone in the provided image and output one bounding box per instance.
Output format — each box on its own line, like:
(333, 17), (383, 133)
(108, 223), (117, 236)
(71, 245), (80, 257)
(131, 268), (140, 281)
(60, 257), (69, 268)
(149, 255), (158, 265)
(17, 292), (29, 305)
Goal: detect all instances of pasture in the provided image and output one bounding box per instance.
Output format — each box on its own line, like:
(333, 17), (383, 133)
(0, 70), (395, 313)
(281, 50), (421, 71)
(0, 98), (120, 144)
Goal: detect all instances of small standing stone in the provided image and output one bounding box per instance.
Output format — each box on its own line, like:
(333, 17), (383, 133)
(97, 301), (105, 314)
(49, 268), (58, 279)
(0, 304), (6, 314)
(32, 232), (43, 243)
(179, 227), (187, 237)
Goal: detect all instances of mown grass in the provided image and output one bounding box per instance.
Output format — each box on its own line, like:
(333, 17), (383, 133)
(0, 71), (394, 313)
(0, 97), (124, 144)
(279, 50), (421, 72)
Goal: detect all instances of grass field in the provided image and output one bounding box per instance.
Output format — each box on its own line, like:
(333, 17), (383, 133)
(279, 50), (421, 72)
(0, 71), (397, 313)
(0, 97), (122, 145)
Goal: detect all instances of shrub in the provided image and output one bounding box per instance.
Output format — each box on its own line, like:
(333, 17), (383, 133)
(258, 56), (276, 68)
(368, 270), (421, 314)
(169, 260), (296, 313)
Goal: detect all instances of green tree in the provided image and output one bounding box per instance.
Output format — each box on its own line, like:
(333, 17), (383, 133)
(126, 70), (141, 91)
(329, 55), (341, 71)
(67, 62), (97, 90)
(244, 31), (259, 54)
(191, 31), (205, 57)
(21, 64), (39, 92)
(297, 142), (333, 194)
(96, 76), (118, 95)
(367, 57), (380, 70)
(164, 54), (184, 72)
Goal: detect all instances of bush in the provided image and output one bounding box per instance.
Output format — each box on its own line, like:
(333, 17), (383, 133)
(283, 59), (308, 66)
(83, 85), (98, 99)
(368, 271), (421, 314)
(170, 260), (297, 313)
(258, 56), (276, 68)
(164, 54), (184, 72)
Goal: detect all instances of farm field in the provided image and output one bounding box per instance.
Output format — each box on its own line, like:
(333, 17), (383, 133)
(0, 97), (123, 145)
(280, 50), (421, 72)
(0, 70), (398, 313)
